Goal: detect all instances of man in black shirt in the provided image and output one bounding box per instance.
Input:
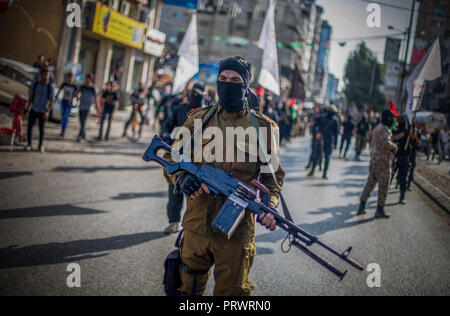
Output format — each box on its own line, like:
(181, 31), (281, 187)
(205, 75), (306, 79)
(355, 115), (370, 161)
(393, 116), (411, 204)
(98, 81), (119, 141)
(55, 73), (78, 137)
(339, 116), (355, 159)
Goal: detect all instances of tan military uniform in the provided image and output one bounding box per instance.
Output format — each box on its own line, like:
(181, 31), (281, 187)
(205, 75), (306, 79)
(164, 105), (285, 296)
(361, 124), (397, 206)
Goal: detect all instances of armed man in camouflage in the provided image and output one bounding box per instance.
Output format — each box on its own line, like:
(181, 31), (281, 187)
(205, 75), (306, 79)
(164, 57), (285, 296)
(357, 110), (398, 218)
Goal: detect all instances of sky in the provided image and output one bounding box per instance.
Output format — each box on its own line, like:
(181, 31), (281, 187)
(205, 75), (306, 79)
(314, 0), (419, 90)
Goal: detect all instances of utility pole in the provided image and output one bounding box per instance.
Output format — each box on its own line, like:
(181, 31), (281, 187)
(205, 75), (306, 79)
(397, 0), (416, 113)
(369, 59), (377, 106)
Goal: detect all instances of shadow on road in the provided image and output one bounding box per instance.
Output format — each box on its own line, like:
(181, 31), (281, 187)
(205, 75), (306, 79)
(52, 165), (159, 173)
(0, 232), (166, 269)
(0, 204), (107, 220)
(256, 202), (377, 243)
(343, 165), (369, 176)
(0, 172), (33, 180)
(111, 191), (167, 200)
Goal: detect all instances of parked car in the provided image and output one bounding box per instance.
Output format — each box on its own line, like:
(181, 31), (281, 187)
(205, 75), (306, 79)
(0, 57), (38, 105)
(0, 57), (79, 122)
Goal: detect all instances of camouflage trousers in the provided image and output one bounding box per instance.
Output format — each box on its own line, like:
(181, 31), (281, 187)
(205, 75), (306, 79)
(179, 229), (256, 296)
(361, 160), (392, 206)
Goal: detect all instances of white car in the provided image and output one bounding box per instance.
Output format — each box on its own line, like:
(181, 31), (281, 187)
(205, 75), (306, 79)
(0, 57), (38, 105)
(0, 57), (78, 122)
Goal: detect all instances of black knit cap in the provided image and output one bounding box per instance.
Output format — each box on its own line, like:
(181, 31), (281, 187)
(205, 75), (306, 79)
(218, 56), (252, 85)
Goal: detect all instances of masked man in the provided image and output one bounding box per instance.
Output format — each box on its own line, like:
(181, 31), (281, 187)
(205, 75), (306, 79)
(161, 82), (206, 234)
(164, 56), (285, 296)
(357, 110), (398, 218)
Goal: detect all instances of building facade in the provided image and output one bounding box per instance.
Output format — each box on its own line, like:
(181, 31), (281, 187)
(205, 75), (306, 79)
(160, 0), (323, 99)
(0, 0), (164, 107)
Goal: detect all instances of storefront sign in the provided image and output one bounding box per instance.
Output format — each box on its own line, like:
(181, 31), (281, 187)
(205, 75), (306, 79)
(144, 28), (166, 57)
(92, 3), (145, 49)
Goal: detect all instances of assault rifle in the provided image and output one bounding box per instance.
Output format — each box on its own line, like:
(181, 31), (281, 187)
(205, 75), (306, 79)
(142, 136), (364, 280)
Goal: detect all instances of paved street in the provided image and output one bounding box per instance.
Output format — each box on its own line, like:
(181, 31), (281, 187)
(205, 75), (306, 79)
(0, 120), (449, 296)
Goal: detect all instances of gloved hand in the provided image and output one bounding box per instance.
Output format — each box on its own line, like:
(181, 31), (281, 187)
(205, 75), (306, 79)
(175, 173), (210, 199)
(258, 193), (277, 231)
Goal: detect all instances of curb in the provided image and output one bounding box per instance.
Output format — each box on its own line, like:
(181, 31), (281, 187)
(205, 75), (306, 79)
(413, 172), (450, 214)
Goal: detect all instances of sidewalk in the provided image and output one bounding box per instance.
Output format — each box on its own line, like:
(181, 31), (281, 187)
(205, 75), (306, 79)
(414, 153), (450, 213)
(0, 105), (157, 155)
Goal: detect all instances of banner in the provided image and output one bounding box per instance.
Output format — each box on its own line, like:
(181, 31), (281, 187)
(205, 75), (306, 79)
(144, 28), (166, 57)
(193, 62), (220, 84)
(384, 37), (401, 63)
(257, 0), (280, 96)
(92, 3), (145, 49)
(405, 39), (441, 122)
(172, 12), (199, 95)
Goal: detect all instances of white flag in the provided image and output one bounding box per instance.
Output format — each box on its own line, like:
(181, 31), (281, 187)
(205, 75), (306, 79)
(172, 12), (199, 95)
(405, 39), (441, 122)
(257, 0), (280, 96)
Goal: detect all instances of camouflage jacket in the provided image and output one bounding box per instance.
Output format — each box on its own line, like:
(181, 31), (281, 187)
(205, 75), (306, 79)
(370, 124), (397, 163)
(164, 105), (285, 241)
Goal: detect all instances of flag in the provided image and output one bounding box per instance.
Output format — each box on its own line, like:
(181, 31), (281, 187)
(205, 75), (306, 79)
(389, 99), (398, 118)
(405, 39), (441, 122)
(257, 0), (280, 96)
(172, 12), (199, 95)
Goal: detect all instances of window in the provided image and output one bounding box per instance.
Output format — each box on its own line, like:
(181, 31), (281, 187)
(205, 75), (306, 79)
(434, 7), (445, 15)
(0, 64), (16, 81)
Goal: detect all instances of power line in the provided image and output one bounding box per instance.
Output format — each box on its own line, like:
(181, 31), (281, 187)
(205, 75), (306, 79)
(333, 32), (405, 42)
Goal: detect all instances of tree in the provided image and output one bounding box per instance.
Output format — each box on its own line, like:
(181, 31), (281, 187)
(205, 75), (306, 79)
(343, 42), (386, 112)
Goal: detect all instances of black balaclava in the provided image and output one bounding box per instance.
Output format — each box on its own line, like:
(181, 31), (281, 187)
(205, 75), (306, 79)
(217, 56), (252, 112)
(189, 83), (205, 108)
(381, 110), (394, 128)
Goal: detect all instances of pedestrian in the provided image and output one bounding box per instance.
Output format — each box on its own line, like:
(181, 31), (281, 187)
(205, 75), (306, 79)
(407, 122), (421, 190)
(428, 129), (439, 161)
(357, 110), (397, 218)
(24, 69), (54, 153)
(392, 116), (411, 204)
(54, 73), (78, 138)
(306, 109), (322, 170)
(164, 56), (285, 296)
(355, 115), (370, 161)
(161, 82), (206, 234)
(33, 55), (46, 70)
(308, 106), (338, 179)
(123, 82), (146, 139)
(98, 81), (119, 141)
(339, 115), (355, 159)
(76, 74), (99, 142)
(438, 125), (449, 164)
